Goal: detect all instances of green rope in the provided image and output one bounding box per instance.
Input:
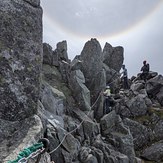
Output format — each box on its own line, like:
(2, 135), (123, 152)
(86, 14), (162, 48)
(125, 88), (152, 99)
(8, 142), (43, 163)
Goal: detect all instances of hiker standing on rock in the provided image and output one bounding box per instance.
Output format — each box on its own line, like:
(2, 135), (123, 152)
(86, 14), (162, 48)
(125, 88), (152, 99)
(103, 86), (112, 114)
(140, 60), (150, 82)
(120, 65), (129, 89)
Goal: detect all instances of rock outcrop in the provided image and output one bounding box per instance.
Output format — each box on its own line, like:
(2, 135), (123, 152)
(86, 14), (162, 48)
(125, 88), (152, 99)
(0, 0), (42, 121)
(0, 0), (51, 162)
(39, 38), (163, 162)
(43, 43), (53, 65)
(146, 75), (163, 106)
(69, 70), (91, 111)
(79, 38), (105, 102)
(141, 141), (163, 162)
(103, 42), (124, 72)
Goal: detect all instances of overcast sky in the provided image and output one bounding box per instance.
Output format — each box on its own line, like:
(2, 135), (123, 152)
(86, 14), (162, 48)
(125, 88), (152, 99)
(41, 0), (163, 77)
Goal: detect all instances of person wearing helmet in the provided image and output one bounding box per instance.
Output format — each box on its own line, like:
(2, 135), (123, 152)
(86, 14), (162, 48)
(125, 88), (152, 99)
(140, 60), (150, 82)
(103, 86), (112, 114)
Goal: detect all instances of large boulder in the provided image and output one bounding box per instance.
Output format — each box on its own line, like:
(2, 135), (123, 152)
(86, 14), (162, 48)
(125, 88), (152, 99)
(57, 127), (80, 156)
(130, 82), (144, 92)
(69, 70), (91, 111)
(79, 147), (98, 163)
(78, 38), (106, 119)
(92, 136), (130, 163)
(141, 141), (163, 162)
(79, 38), (105, 95)
(153, 119), (163, 141)
(125, 94), (149, 117)
(82, 120), (100, 143)
(0, 0), (42, 121)
(100, 111), (135, 162)
(45, 115), (81, 163)
(146, 75), (163, 106)
(56, 40), (69, 62)
(103, 63), (121, 93)
(156, 87), (163, 106)
(1, 115), (46, 161)
(43, 43), (53, 65)
(123, 118), (153, 150)
(115, 93), (151, 118)
(40, 81), (66, 116)
(103, 42), (124, 72)
(70, 56), (83, 71)
(52, 49), (59, 66)
(55, 41), (70, 83)
(79, 39), (103, 81)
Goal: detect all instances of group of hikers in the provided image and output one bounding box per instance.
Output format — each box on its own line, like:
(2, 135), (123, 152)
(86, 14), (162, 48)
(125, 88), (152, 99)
(103, 60), (150, 115)
(120, 60), (150, 89)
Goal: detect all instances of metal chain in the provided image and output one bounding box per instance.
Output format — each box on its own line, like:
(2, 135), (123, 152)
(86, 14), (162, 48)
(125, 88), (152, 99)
(17, 148), (45, 163)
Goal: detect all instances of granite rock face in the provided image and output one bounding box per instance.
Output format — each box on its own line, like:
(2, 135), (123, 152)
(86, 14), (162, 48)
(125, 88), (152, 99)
(43, 43), (53, 65)
(146, 75), (163, 106)
(24, 0), (40, 7)
(1, 115), (44, 161)
(78, 39), (106, 119)
(0, 0), (43, 121)
(141, 141), (163, 162)
(69, 70), (91, 111)
(103, 42), (124, 72)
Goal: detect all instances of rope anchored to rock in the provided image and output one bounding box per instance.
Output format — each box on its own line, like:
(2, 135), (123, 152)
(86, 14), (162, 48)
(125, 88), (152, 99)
(48, 91), (102, 155)
(7, 138), (49, 163)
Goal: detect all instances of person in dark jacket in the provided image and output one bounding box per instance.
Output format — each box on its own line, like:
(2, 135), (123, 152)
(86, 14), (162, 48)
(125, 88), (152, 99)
(140, 60), (150, 82)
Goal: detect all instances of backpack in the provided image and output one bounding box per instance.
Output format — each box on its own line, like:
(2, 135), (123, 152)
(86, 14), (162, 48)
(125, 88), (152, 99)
(146, 63), (150, 72)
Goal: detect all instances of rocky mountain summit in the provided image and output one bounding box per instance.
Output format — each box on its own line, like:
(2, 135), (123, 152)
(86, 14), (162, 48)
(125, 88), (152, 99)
(41, 40), (163, 163)
(0, 0), (163, 163)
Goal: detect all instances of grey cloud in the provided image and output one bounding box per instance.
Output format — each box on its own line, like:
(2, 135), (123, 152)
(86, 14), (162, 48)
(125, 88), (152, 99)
(41, 0), (161, 37)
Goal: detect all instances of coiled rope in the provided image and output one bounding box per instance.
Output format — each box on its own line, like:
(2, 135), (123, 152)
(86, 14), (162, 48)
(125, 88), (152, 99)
(7, 138), (49, 163)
